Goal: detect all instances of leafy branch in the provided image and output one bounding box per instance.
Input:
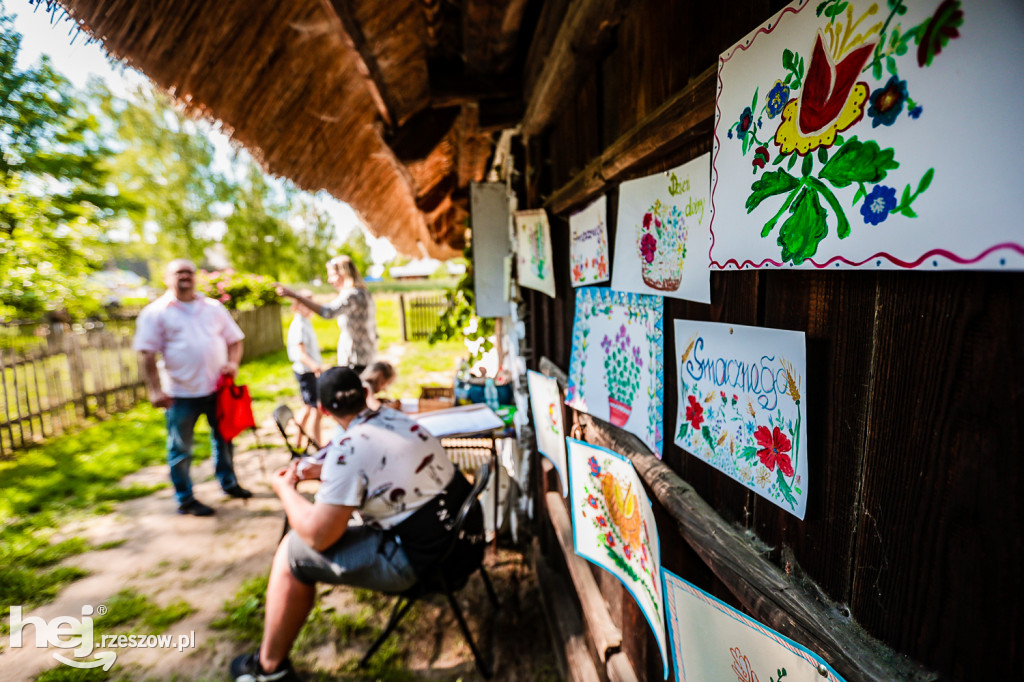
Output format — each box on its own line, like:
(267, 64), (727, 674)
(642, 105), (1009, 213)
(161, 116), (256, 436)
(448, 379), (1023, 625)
(747, 137), (899, 263)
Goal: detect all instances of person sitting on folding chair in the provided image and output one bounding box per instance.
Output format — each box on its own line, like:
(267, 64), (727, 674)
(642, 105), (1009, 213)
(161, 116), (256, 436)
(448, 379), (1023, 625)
(231, 366), (469, 682)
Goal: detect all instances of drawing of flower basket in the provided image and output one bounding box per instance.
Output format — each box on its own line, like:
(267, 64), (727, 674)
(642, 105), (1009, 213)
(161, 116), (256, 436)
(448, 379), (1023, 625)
(636, 200), (687, 291)
(601, 472), (642, 548)
(602, 325), (642, 427)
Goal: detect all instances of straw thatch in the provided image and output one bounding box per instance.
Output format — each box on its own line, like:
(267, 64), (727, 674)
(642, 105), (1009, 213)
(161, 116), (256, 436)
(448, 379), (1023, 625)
(51, 0), (530, 259)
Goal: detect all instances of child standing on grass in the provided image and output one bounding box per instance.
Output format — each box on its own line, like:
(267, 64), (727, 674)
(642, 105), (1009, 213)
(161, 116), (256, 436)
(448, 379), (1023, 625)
(287, 290), (323, 450)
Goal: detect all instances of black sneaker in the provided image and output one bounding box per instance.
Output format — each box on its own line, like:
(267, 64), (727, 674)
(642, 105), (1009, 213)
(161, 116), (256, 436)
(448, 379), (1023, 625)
(224, 484), (253, 499)
(177, 499), (215, 516)
(230, 652), (301, 681)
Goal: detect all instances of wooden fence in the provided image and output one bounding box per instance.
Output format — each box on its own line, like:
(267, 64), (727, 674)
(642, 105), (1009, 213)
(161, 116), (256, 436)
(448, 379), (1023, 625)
(0, 304), (282, 456)
(399, 292), (451, 341)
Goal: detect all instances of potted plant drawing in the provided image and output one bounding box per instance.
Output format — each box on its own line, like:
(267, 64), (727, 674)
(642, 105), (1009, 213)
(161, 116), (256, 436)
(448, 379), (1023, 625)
(636, 198), (687, 291)
(602, 324), (642, 427)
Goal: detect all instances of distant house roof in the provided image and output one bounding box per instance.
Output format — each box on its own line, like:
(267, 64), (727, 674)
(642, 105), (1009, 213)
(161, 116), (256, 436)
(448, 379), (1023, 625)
(389, 259), (441, 279)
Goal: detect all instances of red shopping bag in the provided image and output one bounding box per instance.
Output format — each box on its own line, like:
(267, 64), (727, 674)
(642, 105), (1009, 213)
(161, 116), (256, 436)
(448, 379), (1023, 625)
(216, 376), (256, 441)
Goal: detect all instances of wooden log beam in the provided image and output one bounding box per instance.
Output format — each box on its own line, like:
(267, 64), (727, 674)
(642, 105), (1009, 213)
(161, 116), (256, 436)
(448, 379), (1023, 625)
(463, 0), (531, 75)
(532, 542), (604, 682)
(537, 357), (936, 682)
(545, 65), (716, 215)
(521, 0), (628, 138)
(322, 0), (398, 127)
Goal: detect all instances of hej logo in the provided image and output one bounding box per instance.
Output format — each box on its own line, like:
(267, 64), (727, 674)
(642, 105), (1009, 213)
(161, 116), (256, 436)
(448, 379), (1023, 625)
(9, 604), (115, 670)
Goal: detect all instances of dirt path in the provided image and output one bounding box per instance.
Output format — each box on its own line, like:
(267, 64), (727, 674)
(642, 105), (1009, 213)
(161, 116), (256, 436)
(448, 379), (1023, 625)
(2, 418), (558, 682)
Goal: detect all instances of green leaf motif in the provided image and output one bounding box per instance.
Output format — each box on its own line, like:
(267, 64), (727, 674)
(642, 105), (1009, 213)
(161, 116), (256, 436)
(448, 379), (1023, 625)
(701, 425), (717, 452)
(778, 187), (828, 264)
(819, 137), (899, 188)
(776, 468), (798, 509)
(746, 170), (800, 213)
(677, 422), (689, 439)
(741, 445), (758, 461)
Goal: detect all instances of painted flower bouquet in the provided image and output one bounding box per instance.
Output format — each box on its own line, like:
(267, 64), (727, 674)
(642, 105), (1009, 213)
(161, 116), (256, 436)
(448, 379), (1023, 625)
(636, 199), (687, 291)
(602, 324), (643, 426)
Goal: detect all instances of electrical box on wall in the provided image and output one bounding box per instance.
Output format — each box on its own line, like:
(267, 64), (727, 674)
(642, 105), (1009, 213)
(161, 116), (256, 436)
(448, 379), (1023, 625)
(470, 182), (513, 318)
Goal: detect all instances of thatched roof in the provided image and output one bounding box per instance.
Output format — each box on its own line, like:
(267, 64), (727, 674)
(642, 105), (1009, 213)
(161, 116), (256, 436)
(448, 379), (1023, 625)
(51, 0), (534, 259)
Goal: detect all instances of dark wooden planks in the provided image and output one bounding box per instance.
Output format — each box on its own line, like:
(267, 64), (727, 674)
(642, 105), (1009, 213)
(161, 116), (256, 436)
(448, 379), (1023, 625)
(851, 272), (1024, 679)
(753, 271), (880, 605)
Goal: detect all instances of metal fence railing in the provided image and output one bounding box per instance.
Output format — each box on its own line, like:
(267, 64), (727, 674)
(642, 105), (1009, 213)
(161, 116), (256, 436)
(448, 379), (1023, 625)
(0, 304), (283, 456)
(399, 293), (451, 341)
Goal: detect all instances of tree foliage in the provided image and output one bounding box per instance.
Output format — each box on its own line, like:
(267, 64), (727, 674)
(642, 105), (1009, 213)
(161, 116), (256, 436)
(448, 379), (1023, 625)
(221, 161), (296, 279)
(97, 84), (226, 263)
(0, 10), (122, 318)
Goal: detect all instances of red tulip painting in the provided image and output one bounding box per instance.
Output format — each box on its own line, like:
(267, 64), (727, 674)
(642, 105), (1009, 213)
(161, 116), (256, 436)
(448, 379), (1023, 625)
(711, 0), (1024, 271)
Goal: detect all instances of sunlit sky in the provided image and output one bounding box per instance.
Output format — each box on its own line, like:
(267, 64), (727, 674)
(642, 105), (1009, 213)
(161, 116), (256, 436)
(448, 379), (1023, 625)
(10, 2), (398, 264)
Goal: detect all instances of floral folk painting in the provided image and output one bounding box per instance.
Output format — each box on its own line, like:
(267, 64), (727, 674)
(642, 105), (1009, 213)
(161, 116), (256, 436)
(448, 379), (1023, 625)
(566, 287), (665, 457)
(612, 154), (712, 303)
(527, 369), (569, 496)
(711, 0), (1024, 270)
(569, 195), (611, 287)
(514, 208), (556, 297)
(674, 320), (808, 518)
(663, 569), (845, 682)
(568, 438), (669, 678)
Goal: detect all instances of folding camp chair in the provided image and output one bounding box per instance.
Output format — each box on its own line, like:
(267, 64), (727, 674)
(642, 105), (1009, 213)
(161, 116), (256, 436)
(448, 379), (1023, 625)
(360, 461), (499, 678)
(272, 404), (322, 459)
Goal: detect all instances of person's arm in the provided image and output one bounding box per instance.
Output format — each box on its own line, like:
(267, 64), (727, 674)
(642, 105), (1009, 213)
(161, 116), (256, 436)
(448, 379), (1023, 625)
(275, 285), (330, 318)
(138, 351), (172, 408)
(271, 465), (352, 550)
(221, 339), (243, 377)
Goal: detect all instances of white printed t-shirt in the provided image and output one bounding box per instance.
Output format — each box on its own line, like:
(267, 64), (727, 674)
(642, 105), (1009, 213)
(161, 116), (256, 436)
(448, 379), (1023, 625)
(287, 314), (322, 375)
(316, 407), (455, 529)
(133, 293), (245, 398)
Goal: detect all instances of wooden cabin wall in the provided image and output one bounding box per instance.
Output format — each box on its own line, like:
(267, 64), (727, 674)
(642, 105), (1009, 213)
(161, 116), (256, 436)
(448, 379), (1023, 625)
(520, 0), (1024, 679)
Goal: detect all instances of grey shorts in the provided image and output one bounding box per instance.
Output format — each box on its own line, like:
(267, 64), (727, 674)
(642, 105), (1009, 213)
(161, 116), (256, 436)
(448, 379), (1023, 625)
(286, 525), (418, 593)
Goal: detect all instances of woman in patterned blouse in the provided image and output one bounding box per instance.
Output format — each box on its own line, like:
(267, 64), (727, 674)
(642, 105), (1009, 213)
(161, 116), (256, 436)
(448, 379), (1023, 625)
(276, 255), (378, 372)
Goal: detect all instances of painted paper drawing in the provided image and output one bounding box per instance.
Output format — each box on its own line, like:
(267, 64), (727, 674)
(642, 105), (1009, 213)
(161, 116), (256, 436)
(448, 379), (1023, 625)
(527, 369), (569, 496)
(711, 0), (1024, 270)
(663, 569), (844, 682)
(566, 287), (664, 456)
(514, 208), (556, 297)
(568, 438), (669, 678)
(612, 154), (712, 303)
(673, 320), (808, 518)
(569, 195), (611, 286)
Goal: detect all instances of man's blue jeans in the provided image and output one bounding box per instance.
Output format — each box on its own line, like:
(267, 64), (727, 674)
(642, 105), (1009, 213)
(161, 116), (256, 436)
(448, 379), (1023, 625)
(165, 394), (238, 504)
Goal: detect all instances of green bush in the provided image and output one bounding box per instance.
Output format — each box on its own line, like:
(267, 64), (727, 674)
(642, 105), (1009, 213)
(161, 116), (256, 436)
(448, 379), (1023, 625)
(196, 269), (280, 311)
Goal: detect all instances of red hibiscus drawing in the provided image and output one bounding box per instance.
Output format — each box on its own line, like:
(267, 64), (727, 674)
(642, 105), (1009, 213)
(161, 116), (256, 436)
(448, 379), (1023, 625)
(685, 395), (704, 429)
(754, 425), (793, 477)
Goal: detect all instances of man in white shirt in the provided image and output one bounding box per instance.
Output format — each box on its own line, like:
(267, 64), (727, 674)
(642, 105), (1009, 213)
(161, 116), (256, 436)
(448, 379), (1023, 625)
(230, 367), (479, 682)
(133, 259), (252, 516)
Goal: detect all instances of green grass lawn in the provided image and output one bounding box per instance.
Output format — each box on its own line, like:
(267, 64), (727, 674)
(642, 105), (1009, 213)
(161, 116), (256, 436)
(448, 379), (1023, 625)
(0, 297), (468, 618)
